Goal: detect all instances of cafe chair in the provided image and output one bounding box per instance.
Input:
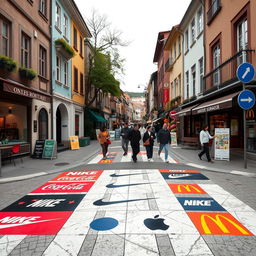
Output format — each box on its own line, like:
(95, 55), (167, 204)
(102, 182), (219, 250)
(11, 144), (23, 166)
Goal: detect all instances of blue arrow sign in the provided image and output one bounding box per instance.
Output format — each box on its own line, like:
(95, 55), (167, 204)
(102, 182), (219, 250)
(238, 90), (255, 110)
(236, 62), (255, 83)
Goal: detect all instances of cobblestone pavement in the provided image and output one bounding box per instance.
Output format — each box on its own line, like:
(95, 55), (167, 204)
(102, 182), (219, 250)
(0, 146), (256, 256)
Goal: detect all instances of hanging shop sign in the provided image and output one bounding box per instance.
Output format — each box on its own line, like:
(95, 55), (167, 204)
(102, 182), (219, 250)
(214, 128), (230, 161)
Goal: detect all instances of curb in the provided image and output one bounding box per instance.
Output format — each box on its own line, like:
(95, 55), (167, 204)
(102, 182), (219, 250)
(0, 148), (100, 184)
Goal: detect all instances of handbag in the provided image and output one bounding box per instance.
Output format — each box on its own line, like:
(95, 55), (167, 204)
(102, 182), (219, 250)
(106, 139), (111, 145)
(143, 138), (150, 146)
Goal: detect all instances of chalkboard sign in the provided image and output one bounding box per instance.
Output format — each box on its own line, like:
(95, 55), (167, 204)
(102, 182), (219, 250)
(42, 140), (57, 159)
(32, 140), (45, 159)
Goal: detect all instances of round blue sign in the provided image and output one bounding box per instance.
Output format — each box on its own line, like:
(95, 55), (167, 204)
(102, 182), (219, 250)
(90, 217), (119, 231)
(238, 90), (255, 110)
(236, 62), (255, 83)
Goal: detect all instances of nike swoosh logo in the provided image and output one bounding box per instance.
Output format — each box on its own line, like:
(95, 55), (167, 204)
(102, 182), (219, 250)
(168, 174), (191, 179)
(93, 198), (156, 206)
(0, 218), (61, 229)
(110, 173), (147, 177)
(106, 182), (151, 188)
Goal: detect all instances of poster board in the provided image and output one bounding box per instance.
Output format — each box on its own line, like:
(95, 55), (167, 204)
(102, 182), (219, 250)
(214, 128), (230, 161)
(32, 140), (45, 159)
(70, 136), (80, 150)
(170, 132), (177, 146)
(109, 131), (115, 140)
(42, 140), (57, 159)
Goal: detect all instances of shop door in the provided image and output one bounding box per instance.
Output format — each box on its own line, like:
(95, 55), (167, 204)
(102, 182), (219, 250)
(38, 108), (48, 140)
(56, 107), (61, 143)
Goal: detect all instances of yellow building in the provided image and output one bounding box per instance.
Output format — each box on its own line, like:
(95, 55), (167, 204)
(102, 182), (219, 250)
(70, 11), (91, 136)
(164, 25), (184, 110)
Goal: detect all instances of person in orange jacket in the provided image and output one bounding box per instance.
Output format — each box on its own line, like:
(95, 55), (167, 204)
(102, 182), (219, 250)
(98, 126), (110, 160)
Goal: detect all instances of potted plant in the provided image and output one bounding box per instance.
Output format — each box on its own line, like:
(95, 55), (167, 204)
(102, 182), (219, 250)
(0, 56), (17, 72)
(19, 67), (37, 80)
(55, 38), (75, 59)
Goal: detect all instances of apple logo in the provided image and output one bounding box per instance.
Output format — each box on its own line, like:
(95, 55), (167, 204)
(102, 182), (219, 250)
(144, 215), (169, 230)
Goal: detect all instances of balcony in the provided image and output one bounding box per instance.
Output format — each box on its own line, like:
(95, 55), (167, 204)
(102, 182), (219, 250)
(207, 0), (221, 25)
(203, 49), (255, 94)
(165, 57), (174, 72)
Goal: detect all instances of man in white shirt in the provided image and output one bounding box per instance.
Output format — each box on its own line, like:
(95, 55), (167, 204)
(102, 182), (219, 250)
(198, 125), (214, 163)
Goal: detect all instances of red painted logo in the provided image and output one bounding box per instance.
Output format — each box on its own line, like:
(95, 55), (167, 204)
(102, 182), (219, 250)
(0, 212), (72, 235)
(160, 169), (200, 173)
(30, 182), (95, 194)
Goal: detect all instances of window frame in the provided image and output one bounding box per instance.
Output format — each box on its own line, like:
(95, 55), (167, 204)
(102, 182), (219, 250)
(73, 26), (77, 51)
(1, 18), (11, 57)
(191, 18), (196, 44)
(79, 36), (83, 56)
(185, 71), (189, 99)
(55, 3), (61, 30)
(39, 0), (47, 17)
(199, 57), (204, 93)
(191, 64), (196, 96)
(185, 29), (189, 52)
(64, 15), (68, 38)
(197, 7), (203, 35)
(56, 55), (61, 82)
(80, 72), (84, 95)
(21, 32), (31, 68)
(64, 60), (68, 86)
(74, 66), (78, 92)
(39, 45), (47, 78)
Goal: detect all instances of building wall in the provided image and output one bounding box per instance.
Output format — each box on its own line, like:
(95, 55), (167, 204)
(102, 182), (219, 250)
(51, 0), (72, 99)
(183, 4), (204, 98)
(205, 0), (256, 75)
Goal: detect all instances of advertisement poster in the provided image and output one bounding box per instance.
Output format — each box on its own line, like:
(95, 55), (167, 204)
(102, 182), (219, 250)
(214, 128), (230, 161)
(70, 136), (80, 150)
(170, 132), (177, 146)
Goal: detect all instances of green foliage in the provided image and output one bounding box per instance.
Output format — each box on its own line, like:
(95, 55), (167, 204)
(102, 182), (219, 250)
(90, 51), (121, 97)
(19, 67), (37, 80)
(0, 56), (17, 72)
(55, 38), (76, 57)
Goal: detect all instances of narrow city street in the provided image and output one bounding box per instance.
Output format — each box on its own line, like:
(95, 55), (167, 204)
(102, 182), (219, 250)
(0, 140), (256, 256)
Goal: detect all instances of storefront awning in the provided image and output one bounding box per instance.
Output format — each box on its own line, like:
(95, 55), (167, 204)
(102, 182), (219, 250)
(192, 92), (239, 115)
(88, 110), (107, 122)
(176, 104), (199, 117)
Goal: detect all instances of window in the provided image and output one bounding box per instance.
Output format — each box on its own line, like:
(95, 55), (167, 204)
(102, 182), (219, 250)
(75, 114), (79, 136)
(178, 36), (181, 55)
(199, 57), (204, 93)
(191, 18), (196, 44)
(174, 78), (177, 98)
(191, 65), (196, 96)
(197, 7), (203, 34)
(73, 27), (77, 50)
(237, 18), (248, 65)
(55, 3), (61, 29)
(80, 73), (84, 94)
(39, 46), (47, 77)
(39, 0), (46, 16)
(39, 108), (48, 140)
(178, 74), (181, 96)
(80, 36), (83, 56)
(64, 61), (68, 86)
(64, 15), (68, 38)
(21, 32), (31, 68)
(186, 71), (189, 98)
(1, 19), (10, 56)
(74, 67), (78, 92)
(212, 43), (220, 86)
(185, 30), (189, 52)
(56, 55), (61, 82)
(174, 42), (176, 60)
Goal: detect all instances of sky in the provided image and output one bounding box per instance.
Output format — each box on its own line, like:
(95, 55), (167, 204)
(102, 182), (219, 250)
(74, 0), (191, 92)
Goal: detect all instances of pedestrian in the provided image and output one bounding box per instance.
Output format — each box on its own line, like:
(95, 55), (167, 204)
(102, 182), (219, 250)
(121, 122), (130, 156)
(139, 124), (146, 138)
(98, 126), (110, 160)
(128, 123), (141, 163)
(198, 125), (215, 163)
(157, 123), (171, 163)
(143, 126), (156, 161)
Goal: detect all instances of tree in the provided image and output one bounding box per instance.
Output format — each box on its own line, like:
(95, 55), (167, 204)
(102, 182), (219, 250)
(85, 10), (128, 107)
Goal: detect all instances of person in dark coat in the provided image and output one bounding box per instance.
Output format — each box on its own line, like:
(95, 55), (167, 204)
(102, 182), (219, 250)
(157, 123), (171, 162)
(120, 122), (130, 156)
(128, 123), (141, 163)
(143, 126), (156, 161)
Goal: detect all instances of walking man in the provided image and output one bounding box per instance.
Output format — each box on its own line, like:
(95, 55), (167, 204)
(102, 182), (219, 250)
(128, 124), (141, 163)
(121, 122), (130, 156)
(157, 123), (171, 163)
(198, 125), (215, 163)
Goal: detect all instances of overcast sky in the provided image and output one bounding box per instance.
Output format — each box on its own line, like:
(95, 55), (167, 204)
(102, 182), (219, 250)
(74, 0), (191, 92)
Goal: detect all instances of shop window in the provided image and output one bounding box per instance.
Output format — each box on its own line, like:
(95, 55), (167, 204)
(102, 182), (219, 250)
(184, 116), (191, 137)
(38, 108), (48, 140)
(21, 32), (31, 68)
(75, 114), (79, 136)
(0, 17), (11, 57)
(209, 113), (228, 135)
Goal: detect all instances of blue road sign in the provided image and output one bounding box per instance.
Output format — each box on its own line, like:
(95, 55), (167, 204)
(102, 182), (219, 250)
(238, 90), (255, 110)
(236, 62), (255, 83)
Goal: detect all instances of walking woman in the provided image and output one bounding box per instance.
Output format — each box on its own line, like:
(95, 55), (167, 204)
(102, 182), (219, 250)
(143, 126), (156, 161)
(98, 126), (110, 160)
(198, 125), (215, 163)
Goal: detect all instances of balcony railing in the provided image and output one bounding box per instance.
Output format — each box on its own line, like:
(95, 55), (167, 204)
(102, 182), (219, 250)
(203, 49), (255, 94)
(207, 0), (221, 25)
(165, 57), (174, 72)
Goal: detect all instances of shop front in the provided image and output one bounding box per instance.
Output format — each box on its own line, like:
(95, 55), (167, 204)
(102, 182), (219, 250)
(0, 79), (51, 155)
